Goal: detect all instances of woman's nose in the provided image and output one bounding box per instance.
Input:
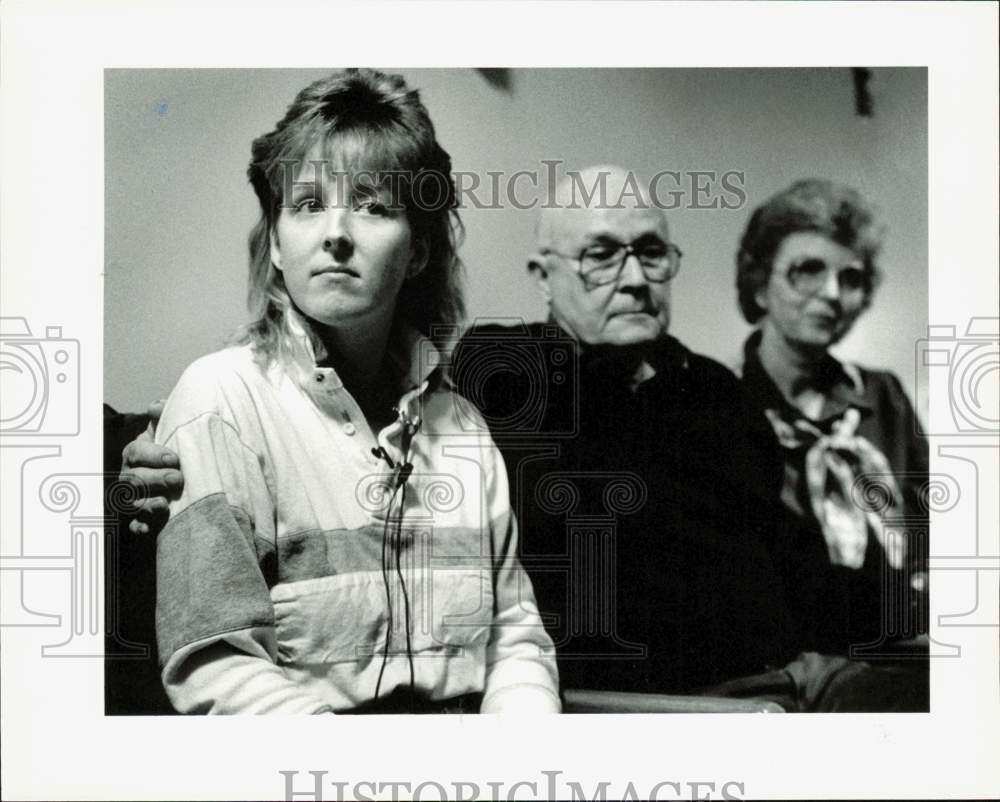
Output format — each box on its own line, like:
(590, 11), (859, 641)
(818, 267), (842, 299)
(322, 206), (353, 259)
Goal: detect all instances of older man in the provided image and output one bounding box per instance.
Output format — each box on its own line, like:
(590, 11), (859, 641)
(119, 166), (925, 710)
(449, 167), (800, 697)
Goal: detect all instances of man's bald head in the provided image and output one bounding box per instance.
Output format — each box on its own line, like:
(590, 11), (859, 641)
(528, 165), (678, 352)
(536, 165), (665, 252)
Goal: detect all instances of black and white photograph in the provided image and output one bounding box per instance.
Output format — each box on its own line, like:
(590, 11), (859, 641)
(2, 3), (998, 800)
(103, 66), (931, 718)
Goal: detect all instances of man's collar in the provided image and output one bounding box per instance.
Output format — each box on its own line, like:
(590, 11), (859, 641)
(576, 331), (691, 390)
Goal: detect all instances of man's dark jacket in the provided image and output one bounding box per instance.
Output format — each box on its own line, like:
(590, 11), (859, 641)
(452, 322), (805, 694)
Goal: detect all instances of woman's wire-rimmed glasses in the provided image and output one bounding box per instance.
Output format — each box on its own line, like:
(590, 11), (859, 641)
(784, 258), (868, 297)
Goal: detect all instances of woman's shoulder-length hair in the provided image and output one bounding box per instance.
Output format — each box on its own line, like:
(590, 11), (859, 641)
(233, 68), (465, 365)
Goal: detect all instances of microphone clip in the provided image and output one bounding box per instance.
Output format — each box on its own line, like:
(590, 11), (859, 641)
(371, 447), (414, 489)
(394, 406), (422, 454)
(396, 462), (414, 488)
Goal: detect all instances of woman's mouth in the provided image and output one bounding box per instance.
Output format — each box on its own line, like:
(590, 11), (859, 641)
(315, 266), (360, 279)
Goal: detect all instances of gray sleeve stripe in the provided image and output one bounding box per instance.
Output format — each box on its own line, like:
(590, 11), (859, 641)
(156, 492), (274, 666)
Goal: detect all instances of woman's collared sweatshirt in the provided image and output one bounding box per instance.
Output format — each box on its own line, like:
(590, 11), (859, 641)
(154, 312), (560, 714)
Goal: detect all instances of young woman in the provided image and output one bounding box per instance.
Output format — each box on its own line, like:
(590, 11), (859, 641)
(153, 70), (559, 714)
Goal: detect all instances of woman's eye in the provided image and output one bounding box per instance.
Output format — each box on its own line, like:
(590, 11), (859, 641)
(293, 198), (324, 214)
(353, 197), (386, 215)
(839, 267), (866, 290)
(796, 258), (827, 275)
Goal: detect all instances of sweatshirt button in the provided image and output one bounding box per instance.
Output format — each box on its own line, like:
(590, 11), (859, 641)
(343, 422), (356, 436)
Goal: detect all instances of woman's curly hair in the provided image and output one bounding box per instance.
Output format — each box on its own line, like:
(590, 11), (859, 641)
(736, 178), (884, 324)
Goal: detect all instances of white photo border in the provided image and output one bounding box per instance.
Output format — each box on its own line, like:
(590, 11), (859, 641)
(1, 2), (998, 800)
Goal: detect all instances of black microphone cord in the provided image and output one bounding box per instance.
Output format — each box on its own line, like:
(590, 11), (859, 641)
(395, 480), (416, 693)
(371, 446), (417, 705)
(373, 479), (400, 702)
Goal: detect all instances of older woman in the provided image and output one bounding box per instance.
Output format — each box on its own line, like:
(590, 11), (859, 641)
(153, 70), (559, 714)
(735, 178), (928, 654)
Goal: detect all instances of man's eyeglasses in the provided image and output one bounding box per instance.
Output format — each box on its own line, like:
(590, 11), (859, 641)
(545, 240), (683, 290)
(784, 258), (869, 297)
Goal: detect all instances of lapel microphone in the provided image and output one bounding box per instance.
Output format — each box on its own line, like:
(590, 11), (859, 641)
(371, 408), (421, 489)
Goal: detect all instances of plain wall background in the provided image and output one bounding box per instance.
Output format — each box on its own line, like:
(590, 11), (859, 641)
(104, 68), (927, 415)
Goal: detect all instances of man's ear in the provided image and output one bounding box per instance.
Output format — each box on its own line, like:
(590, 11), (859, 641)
(269, 228), (282, 272)
(407, 239), (429, 280)
(527, 252), (553, 304)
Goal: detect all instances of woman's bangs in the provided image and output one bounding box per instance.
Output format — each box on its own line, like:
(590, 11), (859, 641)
(266, 116), (331, 204)
(320, 124), (424, 194)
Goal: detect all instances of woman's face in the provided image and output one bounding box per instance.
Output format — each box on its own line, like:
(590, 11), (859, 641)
(756, 231), (868, 351)
(270, 152), (420, 332)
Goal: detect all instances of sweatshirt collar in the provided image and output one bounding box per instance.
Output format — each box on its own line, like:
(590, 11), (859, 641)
(283, 307), (442, 407)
